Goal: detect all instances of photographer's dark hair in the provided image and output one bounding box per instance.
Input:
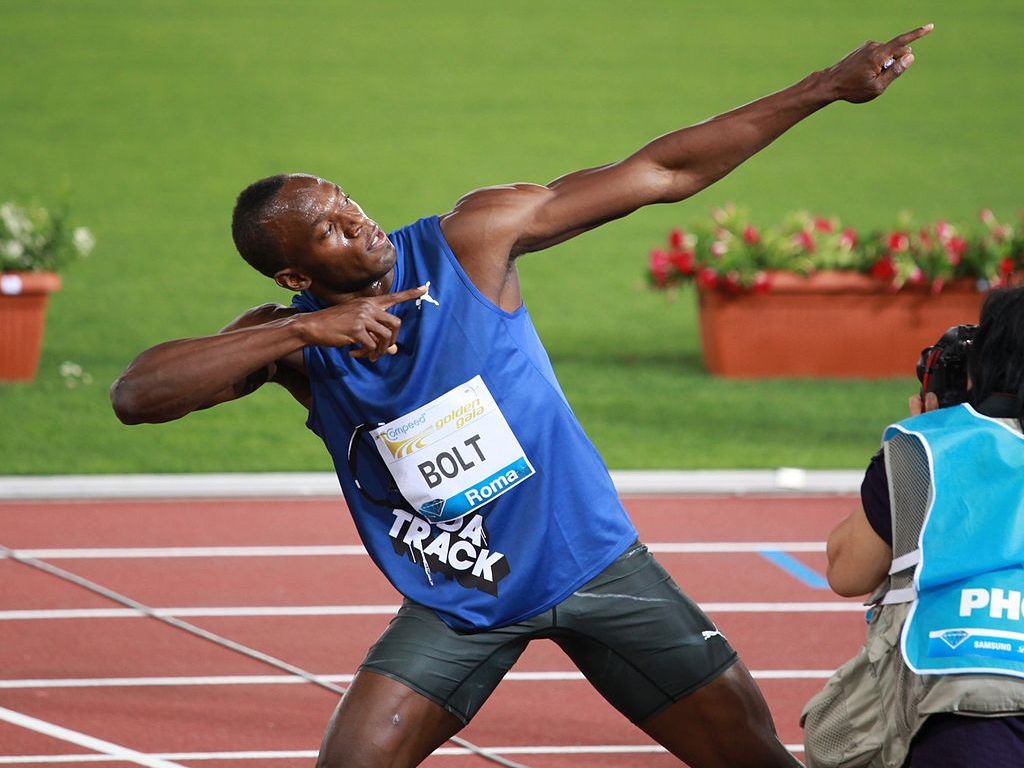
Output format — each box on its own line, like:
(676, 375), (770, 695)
(968, 286), (1024, 428)
(231, 175), (289, 278)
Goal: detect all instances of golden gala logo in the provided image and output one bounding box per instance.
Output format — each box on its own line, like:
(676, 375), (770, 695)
(380, 396), (487, 459)
(380, 425), (434, 459)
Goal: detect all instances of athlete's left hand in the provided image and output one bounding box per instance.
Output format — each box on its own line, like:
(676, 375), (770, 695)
(824, 23), (933, 104)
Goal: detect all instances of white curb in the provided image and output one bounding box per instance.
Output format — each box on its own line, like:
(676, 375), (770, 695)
(0, 469), (862, 500)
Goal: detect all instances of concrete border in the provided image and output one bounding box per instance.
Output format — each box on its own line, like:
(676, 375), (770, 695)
(0, 469), (862, 500)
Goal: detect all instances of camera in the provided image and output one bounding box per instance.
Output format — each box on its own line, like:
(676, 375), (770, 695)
(916, 324), (977, 408)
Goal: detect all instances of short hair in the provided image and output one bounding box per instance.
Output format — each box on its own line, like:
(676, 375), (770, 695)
(968, 285), (1024, 427)
(231, 175), (290, 278)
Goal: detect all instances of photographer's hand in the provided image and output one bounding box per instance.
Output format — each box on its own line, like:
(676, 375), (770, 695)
(909, 392), (940, 416)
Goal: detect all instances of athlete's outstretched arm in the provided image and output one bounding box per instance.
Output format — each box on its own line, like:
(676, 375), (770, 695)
(111, 287), (426, 424)
(442, 24), (932, 303)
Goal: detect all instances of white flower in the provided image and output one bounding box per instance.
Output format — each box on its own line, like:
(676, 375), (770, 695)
(0, 203), (32, 239)
(1, 240), (24, 258)
(59, 361), (94, 387)
(60, 361), (83, 377)
(72, 227), (95, 256)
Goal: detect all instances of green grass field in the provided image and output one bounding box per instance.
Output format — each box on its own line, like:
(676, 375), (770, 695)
(1, 0), (1021, 473)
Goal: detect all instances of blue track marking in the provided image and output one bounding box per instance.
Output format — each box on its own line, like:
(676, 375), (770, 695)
(758, 550), (830, 590)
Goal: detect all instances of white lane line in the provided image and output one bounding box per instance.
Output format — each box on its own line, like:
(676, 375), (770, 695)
(6, 542), (825, 559)
(0, 669), (835, 690)
(0, 601), (864, 621)
(9, 545), (368, 559)
(0, 468), (862, 499)
(0, 706), (185, 767)
(0, 605), (401, 620)
(0, 744), (806, 763)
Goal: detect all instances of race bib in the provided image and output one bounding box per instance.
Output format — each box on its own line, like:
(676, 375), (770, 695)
(371, 376), (535, 522)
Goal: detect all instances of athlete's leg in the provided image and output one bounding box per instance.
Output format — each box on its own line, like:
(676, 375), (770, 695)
(316, 669), (462, 768)
(554, 543), (802, 767)
(317, 600), (536, 768)
(638, 660), (802, 768)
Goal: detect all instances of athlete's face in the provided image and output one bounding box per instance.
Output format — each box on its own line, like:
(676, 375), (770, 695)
(272, 175), (396, 294)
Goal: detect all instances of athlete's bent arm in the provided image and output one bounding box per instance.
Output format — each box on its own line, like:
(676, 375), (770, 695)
(110, 287), (427, 424)
(443, 25), (932, 296)
(110, 304), (309, 425)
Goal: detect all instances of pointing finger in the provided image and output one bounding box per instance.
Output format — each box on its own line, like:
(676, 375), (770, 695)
(378, 285), (429, 308)
(887, 23), (933, 49)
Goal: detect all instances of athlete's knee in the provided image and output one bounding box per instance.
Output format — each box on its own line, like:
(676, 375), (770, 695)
(317, 717), (417, 768)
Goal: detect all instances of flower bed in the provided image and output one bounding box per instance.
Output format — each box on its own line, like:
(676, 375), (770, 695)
(648, 206), (1022, 295)
(648, 207), (1022, 378)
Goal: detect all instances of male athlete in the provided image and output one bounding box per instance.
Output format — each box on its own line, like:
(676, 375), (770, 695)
(112, 26), (931, 768)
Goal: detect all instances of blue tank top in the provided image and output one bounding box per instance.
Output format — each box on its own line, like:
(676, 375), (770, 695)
(884, 405), (1024, 677)
(292, 216), (637, 631)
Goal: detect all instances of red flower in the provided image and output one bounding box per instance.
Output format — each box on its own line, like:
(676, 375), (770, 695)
(742, 224), (760, 245)
(722, 271), (743, 293)
(869, 255), (897, 280)
(935, 220), (952, 241)
(649, 249), (670, 286)
(945, 237), (967, 265)
(696, 267), (718, 290)
(752, 271), (772, 295)
(908, 267), (925, 285)
(669, 249), (695, 275)
(793, 230), (816, 252)
(931, 278), (946, 295)
(839, 228), (857, 249)
(711, 240), (728, 258)
(887, 232), (909, 253)
(1000, 257), (1015, 277)
(669, 228), (685, 249)
(814, 217), (833, 233)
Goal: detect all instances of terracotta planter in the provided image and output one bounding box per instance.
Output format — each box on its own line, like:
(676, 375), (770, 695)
(0, 271), (62, 382)
(697, 271), (985, 378)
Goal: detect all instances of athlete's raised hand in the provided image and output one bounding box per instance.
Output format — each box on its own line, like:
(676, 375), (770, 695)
(824, 23), (933, 104)
(297, 285), (428, 361)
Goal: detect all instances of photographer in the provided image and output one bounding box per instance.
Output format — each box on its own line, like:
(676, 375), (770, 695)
(802, 286), (1024, 768)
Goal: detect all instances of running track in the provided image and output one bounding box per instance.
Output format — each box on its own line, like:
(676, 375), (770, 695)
(0, 494), (867, 767)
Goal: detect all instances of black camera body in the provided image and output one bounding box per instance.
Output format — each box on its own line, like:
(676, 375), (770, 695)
(916, 324), (978, 408)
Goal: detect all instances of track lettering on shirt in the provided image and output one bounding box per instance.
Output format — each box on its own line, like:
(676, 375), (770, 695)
(388, 508), (510, 595)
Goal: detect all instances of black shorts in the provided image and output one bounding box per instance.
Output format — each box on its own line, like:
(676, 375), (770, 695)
(359, 541), (737, 724)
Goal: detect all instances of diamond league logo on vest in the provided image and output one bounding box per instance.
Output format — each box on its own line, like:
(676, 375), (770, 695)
(388, 508), (510, 596)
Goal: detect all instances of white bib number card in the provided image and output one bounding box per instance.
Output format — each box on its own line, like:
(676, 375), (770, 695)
(372, 376), (535, 522)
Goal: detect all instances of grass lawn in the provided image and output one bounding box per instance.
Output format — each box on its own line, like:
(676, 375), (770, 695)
(1, 0), (1021, 473)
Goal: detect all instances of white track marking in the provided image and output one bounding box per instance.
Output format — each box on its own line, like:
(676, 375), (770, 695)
(10, 545), (367, 559)
(0, 706), (185, 767)
(0, 469), (862, 499)
(6, 541), (825, 559)
(0, 669), (835, 689)
(0, 744), (805, 763)
(0, 601), (864, 621)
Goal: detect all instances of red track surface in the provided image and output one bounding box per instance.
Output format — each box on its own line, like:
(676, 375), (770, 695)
(0, 494), (866, 767)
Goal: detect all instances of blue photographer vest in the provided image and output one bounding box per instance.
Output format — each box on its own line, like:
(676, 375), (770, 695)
(292, 216), (637, 631)
(884, 405), (1024, 677)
